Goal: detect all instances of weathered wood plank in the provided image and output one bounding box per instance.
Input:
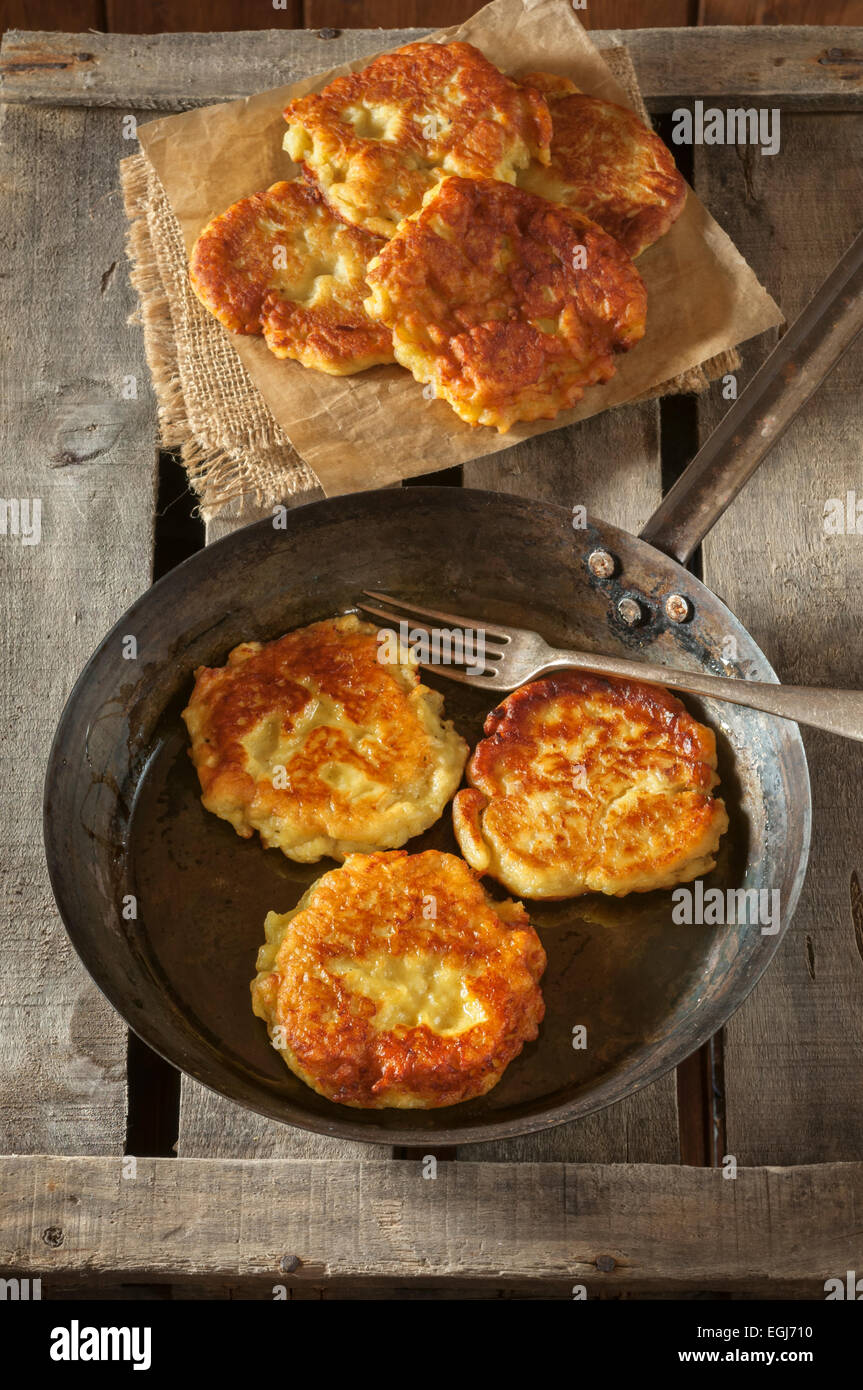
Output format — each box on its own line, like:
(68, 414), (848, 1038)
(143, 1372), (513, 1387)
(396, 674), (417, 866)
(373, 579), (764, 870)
(0, 27), (425, 110)
(463, 401), (662, 540)
(177, 1083), (393, 1159)
(695, 113), (863, 1165)
(0, 103), (159, 1152)
(2, 1155), (861, 1293)
(459, 1082), (681, 1163)
(2, 27), (862, 111)
(460, 403), (680, 1164)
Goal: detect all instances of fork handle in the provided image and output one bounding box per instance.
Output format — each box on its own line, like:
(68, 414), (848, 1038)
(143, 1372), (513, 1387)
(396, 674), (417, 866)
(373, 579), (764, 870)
(540, 652), (863, 742)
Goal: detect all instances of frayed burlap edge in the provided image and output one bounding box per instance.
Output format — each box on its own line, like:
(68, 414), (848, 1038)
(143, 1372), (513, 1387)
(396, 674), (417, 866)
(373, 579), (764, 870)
(121, 43), (738, 519)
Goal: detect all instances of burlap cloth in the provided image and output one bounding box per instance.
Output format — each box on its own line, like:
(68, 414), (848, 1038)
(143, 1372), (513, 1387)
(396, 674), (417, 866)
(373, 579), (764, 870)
(121, 44), (738, 518)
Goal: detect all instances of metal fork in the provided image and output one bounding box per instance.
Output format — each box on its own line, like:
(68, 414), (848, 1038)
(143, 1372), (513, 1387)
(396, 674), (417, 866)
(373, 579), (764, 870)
(357, 591), (863, 742)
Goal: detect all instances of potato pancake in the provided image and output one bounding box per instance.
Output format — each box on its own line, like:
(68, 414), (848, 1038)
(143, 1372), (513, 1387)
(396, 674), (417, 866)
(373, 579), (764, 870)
(364, 175), (647, 431)
(182, 615), (467, 861)
(518, 72), (686, 258)
(283, 41), (552, 238)
(189, 179), (394, 375)
(453, 672), (729, 898)
(251, 850), (546, 1108)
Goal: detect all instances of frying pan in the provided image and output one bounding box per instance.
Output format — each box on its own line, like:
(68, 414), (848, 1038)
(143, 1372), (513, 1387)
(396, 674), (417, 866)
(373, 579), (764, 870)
(44, 229), (863, 1146)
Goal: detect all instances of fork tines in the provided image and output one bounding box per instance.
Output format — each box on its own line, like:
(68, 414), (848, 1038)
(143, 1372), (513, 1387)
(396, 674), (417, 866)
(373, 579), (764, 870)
(359, 591), (511, 645)
(356, 590), (509, 688)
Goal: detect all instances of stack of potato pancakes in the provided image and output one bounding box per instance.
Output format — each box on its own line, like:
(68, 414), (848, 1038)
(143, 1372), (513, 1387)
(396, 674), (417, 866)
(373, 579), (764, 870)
(190, 41), (686, 433)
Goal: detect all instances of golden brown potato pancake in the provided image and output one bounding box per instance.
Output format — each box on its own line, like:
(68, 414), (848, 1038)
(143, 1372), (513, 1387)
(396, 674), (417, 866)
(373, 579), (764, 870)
(182, 615), (467, 862)
(518, 72), (686, 258)
(364, 175), (647, 431)
(251, 849), (546, 1108)
(188, 179), (394, 375)
(283, 41), (552, 238)
(453, 672), (729, 899)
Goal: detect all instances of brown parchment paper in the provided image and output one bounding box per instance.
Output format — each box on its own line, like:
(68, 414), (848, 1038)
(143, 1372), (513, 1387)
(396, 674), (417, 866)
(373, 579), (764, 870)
(137, 0), (783, 499)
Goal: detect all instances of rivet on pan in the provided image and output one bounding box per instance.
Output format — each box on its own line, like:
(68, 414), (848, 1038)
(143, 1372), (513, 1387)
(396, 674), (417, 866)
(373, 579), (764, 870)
(617, 597), (643, 627)
(42, 1226), (65, 1248)
(665, 593), (691, 624)
(587, 548), (615, 579)
(596, 1254), (616, 1272)
(280, 1254), (302, 1273)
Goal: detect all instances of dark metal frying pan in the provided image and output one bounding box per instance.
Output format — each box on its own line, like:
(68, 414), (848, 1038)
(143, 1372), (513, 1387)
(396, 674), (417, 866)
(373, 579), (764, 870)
(44, 229), (863, 1146)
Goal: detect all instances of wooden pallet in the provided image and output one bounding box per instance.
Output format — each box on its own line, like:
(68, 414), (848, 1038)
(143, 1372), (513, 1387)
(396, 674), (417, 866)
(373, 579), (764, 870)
(1, 24), (862, 1298)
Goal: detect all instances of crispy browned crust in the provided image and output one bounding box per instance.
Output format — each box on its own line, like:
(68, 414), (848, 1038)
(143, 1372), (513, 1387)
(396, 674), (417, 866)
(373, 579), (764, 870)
(181, 615), (467, 861)
(251, 850), (546, 1108)
(283, 41), (552, 238)
(188, 180), (393, 375)
(519, 72), (686, 258)
(364, 175), (647, 431)
(453, 672), (729, 899)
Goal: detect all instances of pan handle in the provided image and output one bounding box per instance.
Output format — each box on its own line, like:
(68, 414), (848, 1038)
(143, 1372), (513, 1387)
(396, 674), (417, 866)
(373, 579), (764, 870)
(640, 226), (863, 565)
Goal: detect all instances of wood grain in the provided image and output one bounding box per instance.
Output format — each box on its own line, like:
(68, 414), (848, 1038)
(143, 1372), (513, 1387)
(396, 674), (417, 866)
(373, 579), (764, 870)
(3, 1154), (861, 1292)
(0, 103), (158, 1153)
(177, 1084), (391, 1158)
(3, 27), (862, 111)
(695, 114), (863, 1165)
